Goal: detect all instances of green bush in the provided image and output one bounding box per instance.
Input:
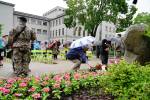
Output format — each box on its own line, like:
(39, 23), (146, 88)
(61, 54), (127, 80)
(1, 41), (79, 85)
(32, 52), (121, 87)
(101, 61), (150, 99)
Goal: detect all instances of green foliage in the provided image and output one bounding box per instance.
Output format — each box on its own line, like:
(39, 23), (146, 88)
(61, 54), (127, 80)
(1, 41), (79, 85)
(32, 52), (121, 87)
(102, 61), (150, 99)
(134, 12), (150, 37)
(64, 0), (137, 36)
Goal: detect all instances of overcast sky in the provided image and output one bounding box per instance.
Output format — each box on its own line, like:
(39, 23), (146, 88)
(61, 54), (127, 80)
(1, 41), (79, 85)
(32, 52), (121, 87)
(2, 0), (150, 16)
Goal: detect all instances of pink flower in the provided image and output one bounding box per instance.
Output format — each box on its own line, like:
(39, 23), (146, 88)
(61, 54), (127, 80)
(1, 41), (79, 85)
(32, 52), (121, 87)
(82, 75), (88, 79)
(28, 87), (36, 92)
(19, 82), (27, 87)
(42, 87), (50, 93)
(64, 73), (70, 81)
(44, 76), (49, 81)
(41, 81), (49, 86)
(14, 93), (23, 97)
(0, 87), (10, 95)
(73, 73), (81, 80)
(32, 93), (41, 99)
(23, 77), (31, 82)
(53, 75), (62, 83)
(53, 83), (60, 89)
(7, 79), (15, 84)
(5, 84), (12, 88)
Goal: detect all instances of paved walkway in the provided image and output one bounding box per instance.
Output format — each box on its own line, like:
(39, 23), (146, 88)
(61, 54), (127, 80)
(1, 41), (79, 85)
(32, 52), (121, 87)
(0, 59), (100, 79)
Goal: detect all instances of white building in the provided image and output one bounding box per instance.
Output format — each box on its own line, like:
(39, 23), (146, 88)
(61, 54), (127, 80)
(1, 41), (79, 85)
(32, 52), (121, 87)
(0, 0), (116, 43)
(13, 11), (50, 42)
(0, 1), (14, 35)
(96, 21), (116, 41)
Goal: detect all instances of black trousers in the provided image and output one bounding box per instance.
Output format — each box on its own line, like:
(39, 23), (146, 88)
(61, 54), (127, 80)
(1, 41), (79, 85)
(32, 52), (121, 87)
(100, 54), (108, 65)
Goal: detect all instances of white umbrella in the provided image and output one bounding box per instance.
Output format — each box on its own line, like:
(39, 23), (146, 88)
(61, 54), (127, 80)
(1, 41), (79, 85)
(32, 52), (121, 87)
(70, 36), (95, 48)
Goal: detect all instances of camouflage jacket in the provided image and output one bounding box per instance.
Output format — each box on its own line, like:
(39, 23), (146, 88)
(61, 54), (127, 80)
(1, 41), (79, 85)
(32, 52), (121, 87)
(8, 26), (36, 49)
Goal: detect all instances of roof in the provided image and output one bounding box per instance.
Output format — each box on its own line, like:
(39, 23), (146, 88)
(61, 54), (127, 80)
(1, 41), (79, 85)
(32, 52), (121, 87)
(0, 0), (15, 7)
(51, 13), (65, 20)
(14, 11), (51, 21)
(43, 6), (65, 16)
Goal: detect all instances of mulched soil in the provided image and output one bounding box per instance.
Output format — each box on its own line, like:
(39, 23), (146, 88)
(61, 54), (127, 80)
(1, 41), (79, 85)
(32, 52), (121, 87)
(62, 89), (114, 100)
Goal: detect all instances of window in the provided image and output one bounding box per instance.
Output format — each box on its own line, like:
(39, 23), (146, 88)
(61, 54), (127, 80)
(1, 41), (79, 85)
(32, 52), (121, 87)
(50, 21), (52, 27)
(105, 26), (108, 32)
(37, 20), (42, 25)
(43, 30), (47, 34)
(31, 18), (36, 24)
(56, 30), (57, 36)
(37, 29), (41, 34)
(59, 29), (61, 36)
(78, 27), (82, 36)
(50, 31), (52, 38)
(109, 27), (111, 32)
(83, 30), (85, 37)
(62, 18), (64, 24)
(56, 20), (58, 26)
(59, 18), (61, 25)
(53, 20), (55, 26)
(113, 28), (116, 33)
(105, 34), (107, 38)
(53, 30), (55, 37)
(74, 27), (77, 36)
(62, 39), (64, 44)
(32, 28), (36, 32)
(62, 28), (64, 35)
(43, 21), (47, 26)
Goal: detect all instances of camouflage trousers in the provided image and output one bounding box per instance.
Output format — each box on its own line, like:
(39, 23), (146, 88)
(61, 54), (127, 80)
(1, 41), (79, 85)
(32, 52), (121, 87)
(12, 48), (31, 76)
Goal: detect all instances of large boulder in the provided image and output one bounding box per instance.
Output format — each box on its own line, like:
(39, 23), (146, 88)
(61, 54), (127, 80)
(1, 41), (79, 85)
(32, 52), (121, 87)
(123, 24), (150, 65)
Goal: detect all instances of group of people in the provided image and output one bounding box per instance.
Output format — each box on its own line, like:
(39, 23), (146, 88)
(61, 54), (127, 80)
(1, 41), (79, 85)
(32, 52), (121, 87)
(0, 16), (124, 77)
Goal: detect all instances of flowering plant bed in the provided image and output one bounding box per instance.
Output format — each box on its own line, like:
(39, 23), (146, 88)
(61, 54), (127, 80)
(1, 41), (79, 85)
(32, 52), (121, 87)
(0, 70), (113, 100)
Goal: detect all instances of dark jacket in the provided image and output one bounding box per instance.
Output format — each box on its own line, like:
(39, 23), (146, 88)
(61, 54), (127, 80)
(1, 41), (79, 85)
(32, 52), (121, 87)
(66, 47), (87, 63)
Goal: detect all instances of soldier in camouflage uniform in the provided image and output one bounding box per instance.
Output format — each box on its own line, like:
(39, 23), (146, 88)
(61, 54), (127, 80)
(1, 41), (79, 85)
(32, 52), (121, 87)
(8, 17), (36, 77)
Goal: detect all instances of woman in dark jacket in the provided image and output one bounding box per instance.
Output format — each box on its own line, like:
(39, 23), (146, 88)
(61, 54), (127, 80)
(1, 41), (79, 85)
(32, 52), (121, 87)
(100, 39), (110, 66)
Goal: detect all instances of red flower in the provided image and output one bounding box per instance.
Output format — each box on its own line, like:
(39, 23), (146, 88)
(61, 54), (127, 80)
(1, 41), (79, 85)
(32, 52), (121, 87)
(7, 79), (15, 84)
(28, 87), (36, 92)
(53, 75), (62, 83)
(0, 87), (10, 95)
(41, 81), (49, 86)
(44, 76), (49, 81)
(64, 73), (70, 81)
(5, 84), (12, 88)
(32, 93), (41, 99)
(73, 73), (81, 80)
(14, 93), (23, 97)
(19, 82), (27, 87)
(53, 83), (60, 89)
(42, 87), (50, 93)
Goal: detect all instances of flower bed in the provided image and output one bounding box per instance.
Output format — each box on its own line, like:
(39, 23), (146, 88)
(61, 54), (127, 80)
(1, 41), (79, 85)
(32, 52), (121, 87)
(0, 70), (113, 100)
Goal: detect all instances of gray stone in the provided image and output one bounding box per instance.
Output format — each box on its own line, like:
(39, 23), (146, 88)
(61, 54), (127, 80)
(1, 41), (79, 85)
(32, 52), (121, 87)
(123, 24), (150, 65)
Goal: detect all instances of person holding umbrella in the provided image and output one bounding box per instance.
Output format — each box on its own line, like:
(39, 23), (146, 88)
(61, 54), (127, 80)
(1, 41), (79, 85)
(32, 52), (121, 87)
(66, 45), (89, 71)
(66, 36), (95, 71)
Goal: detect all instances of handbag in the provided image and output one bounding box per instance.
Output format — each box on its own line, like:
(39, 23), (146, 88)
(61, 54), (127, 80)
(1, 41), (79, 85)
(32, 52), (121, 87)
(6, 26), (26, 59)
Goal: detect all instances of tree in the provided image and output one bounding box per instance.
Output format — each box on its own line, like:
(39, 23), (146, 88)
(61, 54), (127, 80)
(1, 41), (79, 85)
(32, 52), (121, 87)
(134, 12), (150, 37)
(64, 0), (137, 36)
(134, 12), (150, 27)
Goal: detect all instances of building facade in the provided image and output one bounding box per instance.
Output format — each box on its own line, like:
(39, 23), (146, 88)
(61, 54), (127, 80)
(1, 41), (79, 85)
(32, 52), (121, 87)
(13, 11), (50, 42)
(0, 1), (116, 43)
(0, 1), (14, 35)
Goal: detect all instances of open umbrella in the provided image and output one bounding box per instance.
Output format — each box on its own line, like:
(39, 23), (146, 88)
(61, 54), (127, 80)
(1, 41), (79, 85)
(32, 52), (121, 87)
(70, 36), (95, 48)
